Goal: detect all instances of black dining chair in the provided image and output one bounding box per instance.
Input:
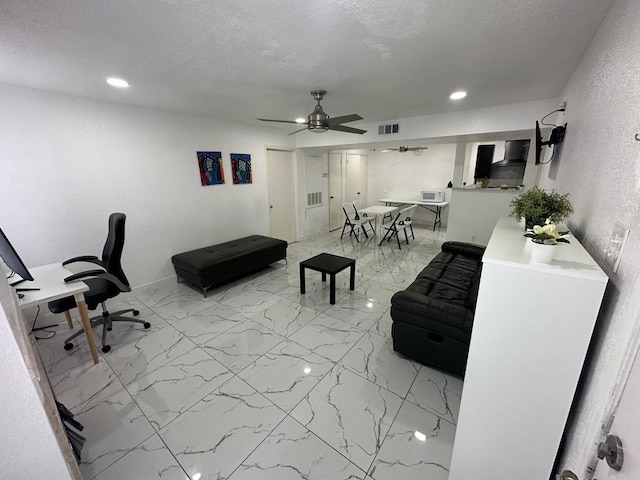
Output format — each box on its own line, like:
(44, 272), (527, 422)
(48, 213), (149, 353)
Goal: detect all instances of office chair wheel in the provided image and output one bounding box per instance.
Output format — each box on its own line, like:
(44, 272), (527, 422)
(133, 310), (140, 316)
(143, 322), (151, 329)
(64, 343), (74, 350)
(101, 345), (111, 353)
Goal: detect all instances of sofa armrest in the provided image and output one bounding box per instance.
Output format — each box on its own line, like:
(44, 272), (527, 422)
(441, 241), (486, 260)
(391, 290), (473, 329)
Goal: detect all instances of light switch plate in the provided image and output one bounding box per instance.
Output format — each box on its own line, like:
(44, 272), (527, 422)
(605, 222), (629, 273)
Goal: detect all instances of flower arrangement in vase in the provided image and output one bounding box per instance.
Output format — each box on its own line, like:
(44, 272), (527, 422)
(524, 221), (570, 263)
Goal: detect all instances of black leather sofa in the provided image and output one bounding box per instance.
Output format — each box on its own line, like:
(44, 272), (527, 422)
(390, 241), (485, 377)
(172, 235), (287, 295)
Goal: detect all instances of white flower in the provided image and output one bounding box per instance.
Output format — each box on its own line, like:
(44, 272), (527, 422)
(525, 221), (571, 245)
(542, 223), (560, 238)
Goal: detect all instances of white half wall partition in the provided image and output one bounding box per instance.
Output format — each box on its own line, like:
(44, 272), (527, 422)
(0, 279), (76, 479)
(446, 189), (520, 245)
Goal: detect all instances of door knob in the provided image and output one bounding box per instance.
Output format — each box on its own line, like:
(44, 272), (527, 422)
(597, 434), (623, 471)
(330, 196), (334, 199)
(270, 205), (273, 209)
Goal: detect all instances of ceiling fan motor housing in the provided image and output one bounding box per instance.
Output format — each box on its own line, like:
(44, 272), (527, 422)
(308, 105), (329, 132)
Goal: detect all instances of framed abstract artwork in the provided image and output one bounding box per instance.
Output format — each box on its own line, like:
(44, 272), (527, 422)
(231, 153), (252, 184)
(197, 151), (225, 186)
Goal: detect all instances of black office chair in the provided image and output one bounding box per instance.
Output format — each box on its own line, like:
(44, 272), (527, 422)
(48, 213), (150, 353)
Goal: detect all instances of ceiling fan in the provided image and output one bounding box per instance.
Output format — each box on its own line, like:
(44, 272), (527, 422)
(258, 90), (366, 136)
(375, 146), (429, 153)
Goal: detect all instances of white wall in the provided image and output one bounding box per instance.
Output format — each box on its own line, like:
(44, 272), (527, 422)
(445, 189), (520, 245)
(538, 0), (640, 476)
(295, 98), (559, 149)
(368, 144), (455, 226)
(0, 83), (295, 287)
(295, 99), (558, 232)
(0, 280), (73, 479)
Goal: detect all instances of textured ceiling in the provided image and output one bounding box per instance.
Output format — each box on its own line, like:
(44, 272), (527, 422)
(0, 0), (614, 127)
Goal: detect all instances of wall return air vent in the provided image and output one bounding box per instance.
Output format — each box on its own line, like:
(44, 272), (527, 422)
(378, 123), (400, 135)
(307, 192), (322, 207)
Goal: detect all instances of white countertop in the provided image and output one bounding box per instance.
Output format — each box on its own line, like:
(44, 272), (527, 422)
(483, 217), (608, 282)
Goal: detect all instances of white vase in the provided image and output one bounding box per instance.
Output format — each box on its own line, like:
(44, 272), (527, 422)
(530, 241), (555, 263)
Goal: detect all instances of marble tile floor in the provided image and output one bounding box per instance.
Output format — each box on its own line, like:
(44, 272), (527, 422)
(34, 225), (463, 480)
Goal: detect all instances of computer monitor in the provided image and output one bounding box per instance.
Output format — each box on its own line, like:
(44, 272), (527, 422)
(0, 228), (34, 287)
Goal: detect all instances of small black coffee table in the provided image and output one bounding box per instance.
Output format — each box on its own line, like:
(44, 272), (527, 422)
(299, 253), (356, 305)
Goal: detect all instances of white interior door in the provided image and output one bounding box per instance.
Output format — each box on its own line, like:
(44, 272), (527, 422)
(592, 347), (640, 479)
(266, 149), (296, 243)
(346, 153), (367, 205)
(328, 152), (343, 231)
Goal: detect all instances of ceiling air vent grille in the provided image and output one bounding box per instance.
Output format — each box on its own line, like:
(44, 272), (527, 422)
(378, 123), (400, 135)
(307, 192), (322, 207)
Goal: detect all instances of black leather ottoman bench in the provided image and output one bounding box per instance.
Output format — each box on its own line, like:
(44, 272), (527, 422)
(171, 235), (287, 295)
(390, 241), (485, 377)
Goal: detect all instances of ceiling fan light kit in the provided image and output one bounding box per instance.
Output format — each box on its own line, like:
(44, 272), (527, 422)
(258, 90), (366, 135)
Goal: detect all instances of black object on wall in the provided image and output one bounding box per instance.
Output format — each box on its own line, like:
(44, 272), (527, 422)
(536, 120), (567, 164)
(474, 144), (495, 179)
(504, 139), (530, 163)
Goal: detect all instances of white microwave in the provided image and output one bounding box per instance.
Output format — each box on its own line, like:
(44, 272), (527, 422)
(421, 189), (445, 202)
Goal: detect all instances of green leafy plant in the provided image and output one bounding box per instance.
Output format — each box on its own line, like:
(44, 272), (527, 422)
(509, 186), (574, 227)
(524, 221), (570, 245)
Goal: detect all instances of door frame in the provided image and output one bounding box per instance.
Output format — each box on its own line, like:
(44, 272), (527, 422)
(265, 146), (299, 243)
(328, 151), (343, 231)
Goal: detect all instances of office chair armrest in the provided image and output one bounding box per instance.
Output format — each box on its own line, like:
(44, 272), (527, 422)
(64, 270), (131, 292)
(62, 255), (107, 269)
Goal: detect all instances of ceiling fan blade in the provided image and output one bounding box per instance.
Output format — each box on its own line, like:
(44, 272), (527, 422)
(287, 127), (309, 136)
(326, 114), (363, 126)
(257, 118), (302, 124)
(328, 124), (367, 134)
(407, 147), (428, 151)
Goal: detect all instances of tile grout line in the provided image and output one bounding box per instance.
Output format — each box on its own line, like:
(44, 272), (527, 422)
(49, 225), (447, 480)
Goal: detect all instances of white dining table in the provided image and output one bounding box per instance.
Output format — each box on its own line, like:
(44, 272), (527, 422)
(358, 205), (398, 237)
(379, 198), (449, 230)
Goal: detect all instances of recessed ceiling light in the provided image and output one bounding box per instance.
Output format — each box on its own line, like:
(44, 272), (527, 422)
(295, 117), (306, 123)
(450, 90), (467, 100)
(106, 77), (129, 88)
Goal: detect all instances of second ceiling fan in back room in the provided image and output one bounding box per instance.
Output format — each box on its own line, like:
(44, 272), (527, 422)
(258, 90), (366, 136)
(375, 146), (429, 155)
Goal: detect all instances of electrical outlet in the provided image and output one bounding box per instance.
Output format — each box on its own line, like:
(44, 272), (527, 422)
(559, 100), (567, 111)
(605, 222), (629, 273)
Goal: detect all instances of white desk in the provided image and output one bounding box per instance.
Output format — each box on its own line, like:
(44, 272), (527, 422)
(358, 205), (398, 237)
(379, 198), (449, 230)
(18, 263), (100, 364)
